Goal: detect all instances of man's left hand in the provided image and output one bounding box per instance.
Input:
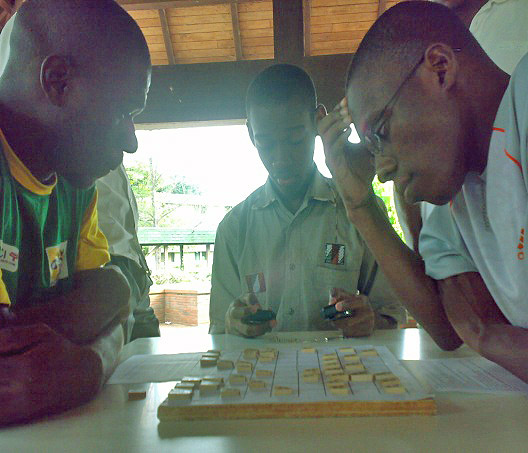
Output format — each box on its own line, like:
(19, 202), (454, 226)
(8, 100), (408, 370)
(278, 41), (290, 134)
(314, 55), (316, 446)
(329, 287), (375, 337)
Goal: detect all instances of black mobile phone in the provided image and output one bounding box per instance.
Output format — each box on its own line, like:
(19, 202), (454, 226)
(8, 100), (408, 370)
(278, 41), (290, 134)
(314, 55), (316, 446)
(242, 309), (276, 325)
(321, 305), (356, 321)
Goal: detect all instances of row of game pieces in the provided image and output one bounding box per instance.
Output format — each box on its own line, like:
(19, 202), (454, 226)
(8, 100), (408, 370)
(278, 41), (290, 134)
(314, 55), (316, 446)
(200, 348), (278, 370)
(167, 374), (293, 402)
(306, 349), (406, 394)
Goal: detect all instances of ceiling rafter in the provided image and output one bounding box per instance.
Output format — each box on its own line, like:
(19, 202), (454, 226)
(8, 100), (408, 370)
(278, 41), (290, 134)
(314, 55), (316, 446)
(158, 8), (176, 65)
(119, 0), (266, 11)
(377, 0), (388, 17)
(230, 1), (243, 61)
(302, 0), (311, 57)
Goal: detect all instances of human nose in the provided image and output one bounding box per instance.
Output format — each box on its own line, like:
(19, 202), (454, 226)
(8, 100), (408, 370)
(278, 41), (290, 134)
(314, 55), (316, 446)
(375, 154), (397, 183)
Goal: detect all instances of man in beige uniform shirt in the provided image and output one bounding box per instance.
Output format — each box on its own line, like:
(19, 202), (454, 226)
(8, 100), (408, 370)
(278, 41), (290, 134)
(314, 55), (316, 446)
(209, 64), (404, 338)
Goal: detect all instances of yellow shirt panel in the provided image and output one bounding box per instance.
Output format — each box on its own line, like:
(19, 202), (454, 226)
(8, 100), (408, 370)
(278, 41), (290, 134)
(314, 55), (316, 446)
(75, 190), (111, 271)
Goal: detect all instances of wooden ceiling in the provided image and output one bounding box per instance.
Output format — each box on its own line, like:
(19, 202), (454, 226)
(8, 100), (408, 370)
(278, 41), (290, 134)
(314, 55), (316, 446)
(119, 0), (401, 66)
(0, 0), (401, 66)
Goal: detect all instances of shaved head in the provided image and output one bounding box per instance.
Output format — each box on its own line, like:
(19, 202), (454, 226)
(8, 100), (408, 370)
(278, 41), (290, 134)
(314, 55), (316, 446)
(347, 1), (482, 94)
(0, 0), (151, 188)
(2, 0), (149, 83)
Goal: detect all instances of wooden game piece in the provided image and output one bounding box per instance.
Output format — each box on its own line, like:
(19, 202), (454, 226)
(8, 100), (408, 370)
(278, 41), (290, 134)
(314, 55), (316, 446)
(236, 360), (253, 373)
(228, 374), (247, 385)
(260, 348), (278, 355)
(328, 385), (350, 395)
(273, 386), (293, 396)
(259, 356), (276, 363)
(249, 380), (267, 391)
(168, 389), (193, 401)
(339, 347), (356, 354)
(202, 352), (220, 359)
(383, 385), (406, 394)
(327, 373), (349, 383)
(301, 347), (316, 353)
(302, 368), (320, 375)
(380, 379), (402, 388)
(221, 388), (241, 399)
(128, 389), (147, 401)
(181, 377), (202, 388)
(174, 382), (196, 391)
(199, 381), (221, 395)
(302, 373), (320, 383)
(349, 373), (374, 382)
(374, 372), (398, 382)
(243, 348), (259, 360)
(358, 349), (378, 357)
(324, 368), (344, 376)
(200, 357), (217, 367)
(344, 364), (366, 374)
(343, 354), (361, 364)
(256, 369), (273, 378)
(202, 376), (224, 384)
(217, 360), (234, 370)
(207, 349), (221, 355)
(322, 353), (338, 360)
(322, 361), (341, 370)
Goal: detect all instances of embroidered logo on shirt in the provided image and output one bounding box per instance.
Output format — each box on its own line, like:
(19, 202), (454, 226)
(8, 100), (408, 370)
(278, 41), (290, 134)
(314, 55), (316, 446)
(46, 241), (69, 286)
(246, 272), (266, 293)
(0, 240), (19, 272)
(325, 243), (345, 265)
(517, 228), (525, 260)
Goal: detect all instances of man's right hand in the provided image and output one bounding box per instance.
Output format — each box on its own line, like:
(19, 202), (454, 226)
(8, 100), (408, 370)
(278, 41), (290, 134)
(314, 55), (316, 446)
(0, 323), (103, 426)
(225, 293), (276, 338)
(317, 100), (376, 213)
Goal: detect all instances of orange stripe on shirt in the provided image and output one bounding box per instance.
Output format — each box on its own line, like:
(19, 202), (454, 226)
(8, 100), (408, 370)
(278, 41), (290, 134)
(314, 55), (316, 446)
(504, 149), (522, 172)
(493, 127), (506, 133)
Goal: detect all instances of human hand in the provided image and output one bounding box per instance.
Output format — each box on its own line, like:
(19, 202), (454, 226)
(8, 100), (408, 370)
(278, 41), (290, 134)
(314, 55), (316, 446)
(0, 323), (103, 426)
(225, 293), (277, 338)
(317, 99), (375, 212)
(329, 287), (375, 337)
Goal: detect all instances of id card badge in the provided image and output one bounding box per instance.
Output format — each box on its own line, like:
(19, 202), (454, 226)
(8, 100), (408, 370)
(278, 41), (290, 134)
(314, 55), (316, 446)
(324, 243), (345, 265)
(245, 272), (266, 293)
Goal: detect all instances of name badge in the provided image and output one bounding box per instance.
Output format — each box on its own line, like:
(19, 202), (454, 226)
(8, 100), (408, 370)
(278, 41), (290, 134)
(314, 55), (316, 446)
(325, 243), (345, 265)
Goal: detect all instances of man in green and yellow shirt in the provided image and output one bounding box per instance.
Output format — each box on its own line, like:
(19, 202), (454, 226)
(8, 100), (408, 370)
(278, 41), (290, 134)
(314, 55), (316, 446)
(0, 0), (151, 425)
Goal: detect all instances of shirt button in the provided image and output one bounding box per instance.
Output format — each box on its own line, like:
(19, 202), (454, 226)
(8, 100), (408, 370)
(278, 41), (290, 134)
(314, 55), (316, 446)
(288, 308), (295, 315)
(289, 264), (295, 271)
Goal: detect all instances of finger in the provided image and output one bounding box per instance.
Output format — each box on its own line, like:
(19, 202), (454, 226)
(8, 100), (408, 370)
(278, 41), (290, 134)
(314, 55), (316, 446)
(321, 120), (352, 151)
(317, 110), (347, 137)
(0, 323), (53, 355)
(335, 298), (369, 312)
(315, 104), (327, 122)
(229, 305), (252, 321)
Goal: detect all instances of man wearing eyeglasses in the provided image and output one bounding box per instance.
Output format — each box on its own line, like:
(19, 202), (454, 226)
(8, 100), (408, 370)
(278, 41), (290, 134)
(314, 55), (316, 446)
(209, 64), (405, 338)
(320, 1), (528, 382)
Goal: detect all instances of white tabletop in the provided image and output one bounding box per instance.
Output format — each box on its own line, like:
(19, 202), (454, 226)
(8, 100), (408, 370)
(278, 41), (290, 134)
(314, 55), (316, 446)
(2, 328), (527, 453)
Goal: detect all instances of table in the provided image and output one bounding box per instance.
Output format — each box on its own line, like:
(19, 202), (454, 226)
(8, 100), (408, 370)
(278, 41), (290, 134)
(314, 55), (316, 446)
(2, 328), (527, 453)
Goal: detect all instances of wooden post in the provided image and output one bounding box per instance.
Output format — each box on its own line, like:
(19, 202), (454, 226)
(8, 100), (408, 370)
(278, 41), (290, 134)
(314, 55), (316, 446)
(273, 0), (304, 64)
(180, 244), (185, 270)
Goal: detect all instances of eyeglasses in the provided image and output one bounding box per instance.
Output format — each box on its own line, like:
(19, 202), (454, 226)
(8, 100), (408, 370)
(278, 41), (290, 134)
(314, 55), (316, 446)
(364, 48), (461, 156)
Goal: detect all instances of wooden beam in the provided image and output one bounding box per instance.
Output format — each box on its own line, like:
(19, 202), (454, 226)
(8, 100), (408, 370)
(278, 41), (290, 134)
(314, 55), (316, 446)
(377, 0), (388, 17)
(302, 0), (311, 57)
(119, 0), (265, 11)
(136, 54), (352, 123)
(273, 0), (304, 63)
(158, 9), (176, 65)
(230, 1), (243, 61)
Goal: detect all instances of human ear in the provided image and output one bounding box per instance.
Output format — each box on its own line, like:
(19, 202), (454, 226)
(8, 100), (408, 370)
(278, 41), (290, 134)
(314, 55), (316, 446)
(40, 55), (73, 107)
(422, 43), (458, 91)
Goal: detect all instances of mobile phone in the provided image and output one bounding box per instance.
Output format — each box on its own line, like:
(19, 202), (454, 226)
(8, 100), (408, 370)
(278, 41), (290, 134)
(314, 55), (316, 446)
(242, 309), (276, 325)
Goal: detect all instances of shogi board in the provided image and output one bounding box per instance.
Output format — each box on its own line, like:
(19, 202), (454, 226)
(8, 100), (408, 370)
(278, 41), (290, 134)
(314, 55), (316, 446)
(157, 345), (436, 421)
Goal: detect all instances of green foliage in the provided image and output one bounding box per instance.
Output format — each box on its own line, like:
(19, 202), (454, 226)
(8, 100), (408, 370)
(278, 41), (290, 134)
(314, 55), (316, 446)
(151, 268), (212, 286)
(372, 177), (404, 239)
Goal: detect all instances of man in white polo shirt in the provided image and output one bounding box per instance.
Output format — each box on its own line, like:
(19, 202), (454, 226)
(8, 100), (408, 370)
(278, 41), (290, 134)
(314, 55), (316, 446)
(321, 2), (528, 381)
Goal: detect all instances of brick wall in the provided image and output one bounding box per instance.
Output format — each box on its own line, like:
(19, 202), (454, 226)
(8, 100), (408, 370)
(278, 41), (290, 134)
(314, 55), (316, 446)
(149, 289), (211, 326)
